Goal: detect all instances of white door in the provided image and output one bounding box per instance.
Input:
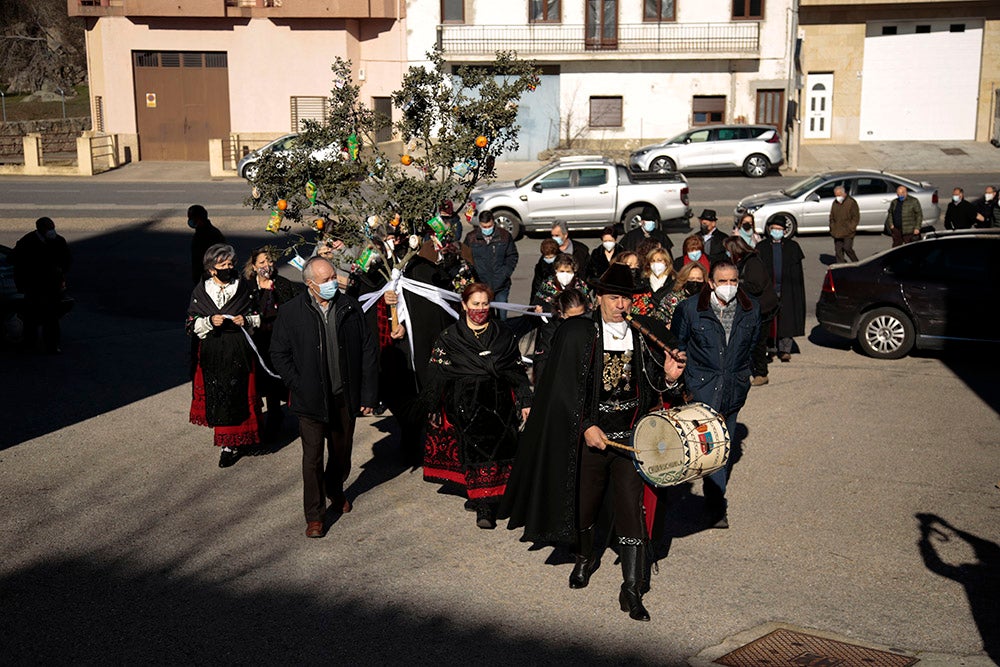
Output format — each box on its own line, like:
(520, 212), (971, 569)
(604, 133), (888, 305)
(859, 20), (982, 141)
(804, 74), (833, 139)
(573, 167), (616, 224)
(525, 168), (577, 224)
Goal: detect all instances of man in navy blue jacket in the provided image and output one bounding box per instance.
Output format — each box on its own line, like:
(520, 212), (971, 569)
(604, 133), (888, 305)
(671, 260), (760, 529)
(463, 210), (518, 317)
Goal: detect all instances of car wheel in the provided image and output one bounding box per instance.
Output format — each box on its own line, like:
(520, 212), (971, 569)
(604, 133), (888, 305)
(492, 209), (522, 239)
(650, 156), (676, 173)
(622, 205), (650, 233)
(742, 154), (771, 178)
(766, 213), (798, 238)
(856, 307), (915, 359)
(242, 163), (258, 181)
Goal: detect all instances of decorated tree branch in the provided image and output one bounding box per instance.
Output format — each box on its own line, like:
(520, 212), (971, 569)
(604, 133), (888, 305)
(243, 47), (539, 279)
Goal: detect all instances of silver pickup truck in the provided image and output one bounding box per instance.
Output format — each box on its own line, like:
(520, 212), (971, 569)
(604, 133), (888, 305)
(469, 156), (691, 237)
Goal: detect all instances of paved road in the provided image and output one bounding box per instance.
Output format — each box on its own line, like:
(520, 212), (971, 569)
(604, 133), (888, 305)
(1, 189), (998, 664)
(3, 167), (999, 221)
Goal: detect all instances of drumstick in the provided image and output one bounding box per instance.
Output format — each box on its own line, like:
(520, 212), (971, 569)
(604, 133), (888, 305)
(602, 438), (639, 453)
(625, 315), (684, 362)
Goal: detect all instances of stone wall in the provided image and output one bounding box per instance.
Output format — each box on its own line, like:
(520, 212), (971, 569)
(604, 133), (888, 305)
(0, 117), (92, 156)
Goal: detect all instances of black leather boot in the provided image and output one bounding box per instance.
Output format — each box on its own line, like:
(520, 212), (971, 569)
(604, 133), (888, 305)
(568, 527), (595, 589)
(618, 538), (650, 621)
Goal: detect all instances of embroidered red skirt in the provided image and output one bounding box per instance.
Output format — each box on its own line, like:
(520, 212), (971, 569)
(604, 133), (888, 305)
(189, 362), (261, 448)
(423, 412), (512, 500)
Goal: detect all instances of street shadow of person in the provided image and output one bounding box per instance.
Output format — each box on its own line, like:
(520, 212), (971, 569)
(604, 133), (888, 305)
(807, 323), (854, 351)
(819, 253), (838, 266)
(916, 512), (999, 663)
(344, 416), (413, 506)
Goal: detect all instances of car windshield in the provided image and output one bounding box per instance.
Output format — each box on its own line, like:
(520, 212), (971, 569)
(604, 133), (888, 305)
(515, 164), (557, 187)
(782, 175), (826, 198)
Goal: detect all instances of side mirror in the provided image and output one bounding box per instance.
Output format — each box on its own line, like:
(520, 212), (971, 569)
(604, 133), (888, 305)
(807, 193), (821, 203)
(532, 183), (543, 193)
(684, 138), (692, 145)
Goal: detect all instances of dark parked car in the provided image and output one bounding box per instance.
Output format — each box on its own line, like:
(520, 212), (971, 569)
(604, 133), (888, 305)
(816, 230), (1000, 359)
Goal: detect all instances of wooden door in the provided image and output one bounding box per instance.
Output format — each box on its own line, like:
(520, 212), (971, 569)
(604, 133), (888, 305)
(755, 89), (784, 130)
(133, 51), (231, 161)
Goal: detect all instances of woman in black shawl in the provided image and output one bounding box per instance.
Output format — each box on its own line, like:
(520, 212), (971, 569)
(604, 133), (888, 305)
(188, 243), (262, 468)
(244, 247), (302, 439)
(420, 283), (532, 529)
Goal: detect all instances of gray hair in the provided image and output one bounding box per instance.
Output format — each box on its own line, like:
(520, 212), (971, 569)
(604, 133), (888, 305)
(833, 185), (846, 195)
(551, 220), (569, 236)
(302, 256), (336, 283)
(203, 243), (236, 273)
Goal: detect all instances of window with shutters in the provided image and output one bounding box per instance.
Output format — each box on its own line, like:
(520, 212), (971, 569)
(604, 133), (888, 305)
(589, 96), (623, 128)
(692, 95), (725, 125)
(732, 0), (763, 19)
(644, 0), (675, 21)
(529, 0), (560, 22)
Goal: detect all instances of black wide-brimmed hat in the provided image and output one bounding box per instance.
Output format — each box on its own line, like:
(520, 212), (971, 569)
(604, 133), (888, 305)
(587, 263), (644, 297)
(698, 208), (718, 222)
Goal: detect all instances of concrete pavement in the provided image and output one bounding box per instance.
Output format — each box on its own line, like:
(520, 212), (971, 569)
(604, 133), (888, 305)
(1, 216), (997, 664)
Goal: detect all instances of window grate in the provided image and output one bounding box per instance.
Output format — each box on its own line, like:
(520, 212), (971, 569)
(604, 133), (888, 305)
(134, 52), (159, 67)
(160, 52), (181, 67)
(205, 52), (228, 68)
(182, 52), (203, 68)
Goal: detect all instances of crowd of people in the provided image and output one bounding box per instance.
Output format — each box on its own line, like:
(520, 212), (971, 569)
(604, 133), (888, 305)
(178, 199), (821, 622)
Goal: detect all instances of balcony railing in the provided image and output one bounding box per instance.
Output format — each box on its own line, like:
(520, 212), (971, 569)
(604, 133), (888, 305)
(439, 22), (760, 57)
(70, 0), (396, 19)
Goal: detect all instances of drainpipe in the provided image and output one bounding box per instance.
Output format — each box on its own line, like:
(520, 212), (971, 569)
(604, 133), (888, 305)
(785, 2), (801, 172)
(0, 89), (6, 123)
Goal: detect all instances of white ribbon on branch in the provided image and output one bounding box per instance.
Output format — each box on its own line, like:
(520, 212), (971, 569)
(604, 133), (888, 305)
(357, 269), (544, 369)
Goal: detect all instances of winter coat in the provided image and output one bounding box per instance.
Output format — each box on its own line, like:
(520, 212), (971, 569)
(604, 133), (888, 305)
(463, 226), (518, 292)
(829, 196), (860, 239)
(758, 238), (806, 338)
(885, 196), (923, 234)
(270, 291), (378, 421)
(671, 286), (760, 417)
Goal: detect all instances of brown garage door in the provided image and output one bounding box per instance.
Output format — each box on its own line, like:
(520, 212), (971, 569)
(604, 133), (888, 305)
(133, 51), (231, 161)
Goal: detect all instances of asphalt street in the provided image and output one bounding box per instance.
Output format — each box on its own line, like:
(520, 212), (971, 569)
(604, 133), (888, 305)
(1, 172), (998, 665)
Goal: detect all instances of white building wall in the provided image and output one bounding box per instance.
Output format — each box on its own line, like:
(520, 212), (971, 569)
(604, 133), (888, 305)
(405, 0), (794, 148)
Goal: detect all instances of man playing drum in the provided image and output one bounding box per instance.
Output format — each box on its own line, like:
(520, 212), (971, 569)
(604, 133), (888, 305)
(500, 264), (686, 622)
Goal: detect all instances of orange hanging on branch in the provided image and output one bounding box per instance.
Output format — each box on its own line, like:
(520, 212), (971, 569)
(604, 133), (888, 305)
(475, 136), (489, 148)
(276, 199), (288, 211)
(401, 154), (413, 166)
(314, 218), (325, 231)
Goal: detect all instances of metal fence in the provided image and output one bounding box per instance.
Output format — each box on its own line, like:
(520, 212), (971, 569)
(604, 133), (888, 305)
(439, 22), (760, 56)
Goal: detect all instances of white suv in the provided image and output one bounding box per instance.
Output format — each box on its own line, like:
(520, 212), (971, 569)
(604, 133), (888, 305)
(630, 124), (783, 178)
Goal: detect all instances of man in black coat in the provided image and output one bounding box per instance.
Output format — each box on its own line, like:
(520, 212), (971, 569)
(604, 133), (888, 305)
(463, 210), (518, 315)
(973, 186), (999, 228)
(189, 204), (225, 284)
(697, 209), (729, 266)
(12, 216), (71, 353)
(551, 221), (590, 276)
(620, 209), (674, 259)
(500, 264), (686, 622)
(270, 257), (378, 538)
(944, 188), (976, 231)
(758, 219), (806, 362)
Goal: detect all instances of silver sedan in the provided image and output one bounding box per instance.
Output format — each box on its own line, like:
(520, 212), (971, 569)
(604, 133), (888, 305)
(735, 170), (941, 237)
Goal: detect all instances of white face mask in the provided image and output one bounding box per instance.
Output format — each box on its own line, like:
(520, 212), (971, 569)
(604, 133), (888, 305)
(714, 284), (738, 304)
(555, 271), (574, 287)
(650, 261), (667, 277)
(602, 241), (616, 252)
(986, 192), (995, 202)
(952, 195), (962, 203)
(835, 195), (845, 204)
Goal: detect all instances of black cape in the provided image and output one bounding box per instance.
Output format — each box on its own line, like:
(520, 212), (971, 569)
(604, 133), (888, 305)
(758, 239), (806, 338)
(498, 312), (675, 546)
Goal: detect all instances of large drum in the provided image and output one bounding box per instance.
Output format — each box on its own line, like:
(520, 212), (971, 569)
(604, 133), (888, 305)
(629, 402), (730, 487)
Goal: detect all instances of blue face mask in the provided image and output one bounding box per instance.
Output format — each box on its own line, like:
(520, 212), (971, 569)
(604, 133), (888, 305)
(769, 229), (784, 240)
(481, 225), (494, 237)
(898, 194), (906, 201)
(313, 280), (338, 300)
(642, 221), (656, 233)
(188, 219), (197, 229)
(542, 256), (556, 264)
(725, 250), (732, 258)
(739, 229), (754, 244)
(552, 235), (564, 246)
(687, 250), (702, 262)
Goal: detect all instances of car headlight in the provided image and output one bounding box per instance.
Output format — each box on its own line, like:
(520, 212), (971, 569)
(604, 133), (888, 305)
(472, 196), (484, 205)
(631, 149), (649, 157)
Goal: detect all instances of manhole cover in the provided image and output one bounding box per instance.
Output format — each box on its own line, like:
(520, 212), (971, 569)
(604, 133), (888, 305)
(941, 147), (968, 156)
(714, 628), (918, 667)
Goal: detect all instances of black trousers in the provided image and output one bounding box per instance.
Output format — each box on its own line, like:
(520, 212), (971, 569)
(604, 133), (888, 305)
(298, 395), (355, 522)
(22, 295), (61, 352)
(833, 236), (859, 263)
(751, 319), (770, 377)
(578, 444), (645, 540)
